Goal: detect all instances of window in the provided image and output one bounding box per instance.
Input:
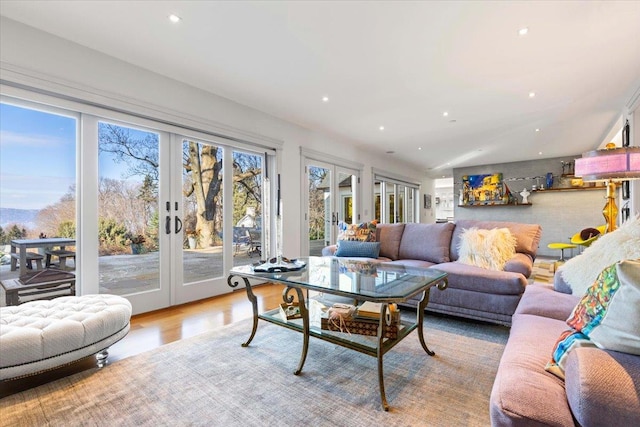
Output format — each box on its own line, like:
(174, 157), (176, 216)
(373, 173), (419, 224)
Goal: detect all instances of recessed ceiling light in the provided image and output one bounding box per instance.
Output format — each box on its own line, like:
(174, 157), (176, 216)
(535, 128), (540, 132)
(386, 150), (395, 154)
(169, 14), (181, 23)
(418, 147), (422, 150)
(449, 119), (457, 123)
(322, 96), (329, 103)
(529, 91), (536, 98)
(518, 27), (529, 36)
(443, 111), (449, 117)
(539, 151), (543, 155)
(379, 126), (385, 131)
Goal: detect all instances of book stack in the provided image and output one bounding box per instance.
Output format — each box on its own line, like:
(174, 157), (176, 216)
(320, 301), (400, 339)
(356, 301), (400, 323)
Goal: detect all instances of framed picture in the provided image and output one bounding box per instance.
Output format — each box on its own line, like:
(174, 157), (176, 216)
(461, 173), (506, 205)
(423, 194), (432, 209)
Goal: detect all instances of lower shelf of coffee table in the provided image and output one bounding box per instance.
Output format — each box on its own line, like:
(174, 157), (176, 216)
(259, 307), (417, 357)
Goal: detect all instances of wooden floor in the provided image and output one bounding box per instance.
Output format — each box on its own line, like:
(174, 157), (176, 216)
(0, 283), (287, 398)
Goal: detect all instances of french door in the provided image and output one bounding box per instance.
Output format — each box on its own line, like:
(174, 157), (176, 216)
(303, 158), (359, 256)
(83, 115), (267, 314)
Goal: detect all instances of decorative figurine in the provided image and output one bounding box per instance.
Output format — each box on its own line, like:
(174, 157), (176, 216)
(520, 188), (530, 204)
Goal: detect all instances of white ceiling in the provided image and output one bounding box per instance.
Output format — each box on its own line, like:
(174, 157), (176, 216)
(2, 1), (640, 177)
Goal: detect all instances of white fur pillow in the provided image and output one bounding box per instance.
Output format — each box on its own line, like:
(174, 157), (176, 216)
(457, 227), (517, 271)
(560, 216), (640, 295)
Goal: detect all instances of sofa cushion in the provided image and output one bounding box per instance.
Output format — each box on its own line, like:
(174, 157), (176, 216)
(450, 220), (541, 261)
(565, 347), (640, 427)
(457, 227), (516, 271)
(397, 222), (454, 264)
(559, 216), (640, 295)
(567, 259), (640, 355)
(337, 220), (377, 242)
(514, 283), (579, 320)
(375, 223), (405, 260)
(503, 253), (534, 277)
(490, 313), (576, 427)
(335, 240), (381, 258)
(433, 262), (527, 295)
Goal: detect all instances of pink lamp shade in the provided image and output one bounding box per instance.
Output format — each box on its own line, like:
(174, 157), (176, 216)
(575, 147), (640, 181)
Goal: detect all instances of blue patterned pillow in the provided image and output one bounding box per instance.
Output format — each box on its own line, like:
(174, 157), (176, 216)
(335, 240), (381, 258)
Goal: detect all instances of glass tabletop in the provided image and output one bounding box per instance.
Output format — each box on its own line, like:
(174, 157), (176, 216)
(229, 256), (447, 302)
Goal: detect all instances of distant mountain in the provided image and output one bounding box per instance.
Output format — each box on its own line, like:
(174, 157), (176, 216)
(0, 208), (39, 229)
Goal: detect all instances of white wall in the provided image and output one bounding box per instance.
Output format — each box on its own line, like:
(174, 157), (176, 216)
(0, 17), (430, 255)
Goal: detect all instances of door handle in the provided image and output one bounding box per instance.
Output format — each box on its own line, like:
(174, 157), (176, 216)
(174, 216), (183, 234)
(165, 216), (171, 235)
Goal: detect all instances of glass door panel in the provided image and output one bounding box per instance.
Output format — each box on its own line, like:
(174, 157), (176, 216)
(338, 172), (354, 225)
(97, 121), (162, 297)
(231, 150), (263, 266)
(397, 185), (405, 223)
(307, 164), (331, 256)
(304, 161), (359, 256)
(181, 139), (224, 284)
(386, 183), (396, 223)
(0, 102), (78, 285)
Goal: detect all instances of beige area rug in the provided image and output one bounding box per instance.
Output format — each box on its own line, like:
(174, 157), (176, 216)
(1, 314), (508, 427)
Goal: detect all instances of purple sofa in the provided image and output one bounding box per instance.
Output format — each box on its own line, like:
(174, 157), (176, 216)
(322, 220), (542, 326)
(490, 283), (640, 426)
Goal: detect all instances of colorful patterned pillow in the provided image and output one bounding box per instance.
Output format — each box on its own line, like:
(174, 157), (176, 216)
(566, 259), (640, 355)
(337, 220), (378, 242)
(335, 240), (381, 258)
(545, 259), (640, 379)
(545, 329), (597, 380)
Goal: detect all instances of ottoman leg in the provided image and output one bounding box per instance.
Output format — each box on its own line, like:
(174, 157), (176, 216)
(96, 349), (109, 368)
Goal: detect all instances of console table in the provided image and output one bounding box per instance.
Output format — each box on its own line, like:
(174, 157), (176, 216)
(228, 256), (448, 411)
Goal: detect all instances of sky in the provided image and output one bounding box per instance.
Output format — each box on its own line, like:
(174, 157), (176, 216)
(0, 102), (138, 211)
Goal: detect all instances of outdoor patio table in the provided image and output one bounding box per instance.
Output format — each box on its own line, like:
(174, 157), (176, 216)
(10, 238), (76, 278)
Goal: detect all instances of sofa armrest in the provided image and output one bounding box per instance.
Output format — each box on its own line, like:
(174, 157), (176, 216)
(322, 245), (337, 256)
(503, 253), (534, 277)
(565, 347), (640, 427)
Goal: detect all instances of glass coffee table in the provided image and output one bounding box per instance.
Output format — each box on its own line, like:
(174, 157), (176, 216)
(227, 256), (448, 411)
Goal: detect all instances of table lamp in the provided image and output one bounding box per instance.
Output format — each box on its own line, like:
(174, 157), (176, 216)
(574, 145), (640, 233)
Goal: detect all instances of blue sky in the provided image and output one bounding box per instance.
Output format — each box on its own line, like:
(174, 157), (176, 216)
(0, 103), (134, 210)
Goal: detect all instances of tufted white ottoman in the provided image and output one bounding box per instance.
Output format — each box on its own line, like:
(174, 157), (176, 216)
(0, 294), (131, 380)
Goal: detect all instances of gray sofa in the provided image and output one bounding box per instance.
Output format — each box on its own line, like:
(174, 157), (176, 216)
(322, 220), (542, 326)
(490, 283), (640, 426)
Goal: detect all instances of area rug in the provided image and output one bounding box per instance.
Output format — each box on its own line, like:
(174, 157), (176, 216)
(1, 314), (508, 426)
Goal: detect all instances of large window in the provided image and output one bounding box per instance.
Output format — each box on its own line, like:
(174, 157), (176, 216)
(374, 174), (419, 224)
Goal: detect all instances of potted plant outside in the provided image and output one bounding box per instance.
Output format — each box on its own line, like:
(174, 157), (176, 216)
(125, 233), (146, 255)
(185, 229), (200, 249)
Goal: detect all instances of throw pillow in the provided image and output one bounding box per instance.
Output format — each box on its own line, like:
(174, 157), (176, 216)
(335, 240), (381, 258)
(457, 227), (517, 271)
(560, 215), (640, 295)
(566, 259), (640, 355)
(579, 227), (601, 241)
(337, 220), (378, 242)
(545, 329), (597, 380)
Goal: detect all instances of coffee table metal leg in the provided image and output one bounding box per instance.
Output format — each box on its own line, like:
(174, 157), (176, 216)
(284, 286), (310, 375)
(377, 303), (389, 411)
(227, 275), (258, 347)
(417, 279), (448, 356)
(417, 289), (435, 356)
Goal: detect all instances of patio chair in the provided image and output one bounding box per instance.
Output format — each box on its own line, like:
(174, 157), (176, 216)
(233, 227), (251, 255)
(247, 229), (262, 257)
